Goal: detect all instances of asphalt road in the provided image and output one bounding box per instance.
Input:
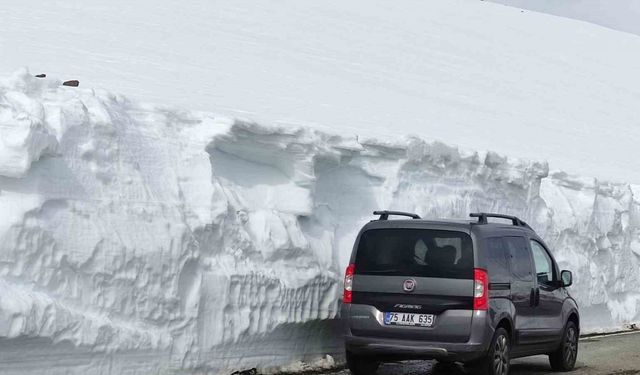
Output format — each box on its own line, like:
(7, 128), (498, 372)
(326, 331), (640, 375)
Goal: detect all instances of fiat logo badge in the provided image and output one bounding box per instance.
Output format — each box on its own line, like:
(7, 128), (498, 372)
(403, 278), (416, 293)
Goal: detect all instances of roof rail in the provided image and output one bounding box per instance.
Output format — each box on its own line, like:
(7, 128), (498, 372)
(470, 213), (531, 228)
(373, 210), (421, 220)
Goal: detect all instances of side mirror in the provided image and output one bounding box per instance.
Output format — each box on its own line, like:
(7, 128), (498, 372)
(561, 270), (573, 287)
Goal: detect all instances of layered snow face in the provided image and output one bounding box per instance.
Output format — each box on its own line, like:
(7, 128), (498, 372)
(1, 70), (639, 374)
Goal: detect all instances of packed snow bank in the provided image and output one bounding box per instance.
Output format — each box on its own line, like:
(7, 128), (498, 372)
(3, 0), (640, 183)
(1, 70), (639, 374)
(0, 73), (58, 178)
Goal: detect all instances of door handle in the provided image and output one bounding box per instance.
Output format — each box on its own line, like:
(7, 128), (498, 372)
(530, 288), (535, 307)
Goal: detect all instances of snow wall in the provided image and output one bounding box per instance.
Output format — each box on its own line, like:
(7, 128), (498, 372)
(1, 69), (639, 374)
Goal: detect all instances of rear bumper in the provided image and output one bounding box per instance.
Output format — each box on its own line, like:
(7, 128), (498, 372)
(345, 335), (488, 362)
(342, 304), (493, 362)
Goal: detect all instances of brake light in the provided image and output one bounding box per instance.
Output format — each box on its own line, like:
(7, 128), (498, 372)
(343, 264), (356, 304)
(473, 268), (489, 311)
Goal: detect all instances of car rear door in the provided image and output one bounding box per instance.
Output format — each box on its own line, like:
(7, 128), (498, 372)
(503, 236), (538, 344)
(348, 227), (475, 343)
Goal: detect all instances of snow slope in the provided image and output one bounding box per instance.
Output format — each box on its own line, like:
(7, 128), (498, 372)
(2, 0), (640, 182)
(488, 0), (640, 36)
(1, 69), (640, 374)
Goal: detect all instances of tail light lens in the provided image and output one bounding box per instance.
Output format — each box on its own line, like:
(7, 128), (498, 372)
(343, 264), (356, 303)
(473, 268), (489, 311)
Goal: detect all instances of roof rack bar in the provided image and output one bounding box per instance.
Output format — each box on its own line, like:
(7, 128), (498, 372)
(470, 212), (531, 228)
(373, 210), (421, 220)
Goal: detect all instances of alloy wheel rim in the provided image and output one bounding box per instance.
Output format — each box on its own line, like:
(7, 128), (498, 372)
(493, 335), (509, 375)
(564, 327), (578, 366)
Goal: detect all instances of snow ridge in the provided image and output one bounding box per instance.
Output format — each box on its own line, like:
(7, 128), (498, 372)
(1, 69), (639, 374)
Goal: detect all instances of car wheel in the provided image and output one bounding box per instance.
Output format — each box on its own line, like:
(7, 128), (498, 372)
(549, 321), (579, 372)
(346, 351), (379, 375)
(469, 327), (511, 375)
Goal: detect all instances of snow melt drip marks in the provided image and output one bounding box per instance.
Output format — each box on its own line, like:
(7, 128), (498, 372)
(0, 69), (639, 373)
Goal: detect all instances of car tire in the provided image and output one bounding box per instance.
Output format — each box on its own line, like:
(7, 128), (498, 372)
(469, 327), (511, 375)
(346, 351), (379, 375)
(549, 321), (579, 372)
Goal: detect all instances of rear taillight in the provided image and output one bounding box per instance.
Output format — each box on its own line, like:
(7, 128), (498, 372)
(343, 263), (355, 304)
(473, 268), (489, 311)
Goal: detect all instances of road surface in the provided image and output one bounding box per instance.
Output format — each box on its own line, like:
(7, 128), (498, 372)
(326, 331), (640, 375)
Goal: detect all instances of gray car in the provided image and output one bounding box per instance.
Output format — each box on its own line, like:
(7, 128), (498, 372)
(341, 211), (579, 375)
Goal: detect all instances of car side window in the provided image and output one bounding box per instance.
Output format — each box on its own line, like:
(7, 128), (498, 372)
(530, 240), (554, 285)
(486, 237), (510, 283)
(504, 236), (533, 281)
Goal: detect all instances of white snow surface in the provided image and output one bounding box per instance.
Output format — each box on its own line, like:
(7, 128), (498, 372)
(1, 69), (640, 374)
(3, 0), (640, 183)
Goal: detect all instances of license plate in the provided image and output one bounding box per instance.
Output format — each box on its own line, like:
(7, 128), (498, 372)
(384, 312), (435, 327)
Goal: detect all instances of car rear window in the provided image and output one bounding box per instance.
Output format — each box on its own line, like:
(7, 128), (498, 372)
(355, 228), (474, 279)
